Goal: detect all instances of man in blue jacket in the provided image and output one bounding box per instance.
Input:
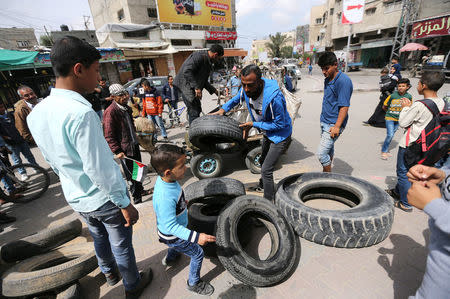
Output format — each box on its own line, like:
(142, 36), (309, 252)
(213, 64), (292, 201)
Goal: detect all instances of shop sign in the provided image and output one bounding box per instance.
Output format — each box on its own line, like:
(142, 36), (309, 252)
(412, 15), (450, 39)
(100, 49), (125, 62)
(205, 31), (236, 40)
(342, 0), (365, 24)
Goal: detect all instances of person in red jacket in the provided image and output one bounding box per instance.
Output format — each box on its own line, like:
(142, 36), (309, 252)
(141, 80), (168, 141)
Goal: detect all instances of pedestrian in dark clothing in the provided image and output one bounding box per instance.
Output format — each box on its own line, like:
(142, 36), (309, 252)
(84, 92), (103, 120)
(162, 75), (179, 111)
(103, 84), (145, 205)
(364, 67), (398, 128)
(174, 45), (223, 124)
(0, 102), (37, 181)
(95, 77), (112, 111)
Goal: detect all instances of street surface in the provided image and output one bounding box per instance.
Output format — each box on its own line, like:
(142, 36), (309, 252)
(1, 67), (449, 298)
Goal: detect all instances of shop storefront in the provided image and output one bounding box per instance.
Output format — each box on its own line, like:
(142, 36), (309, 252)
(411, 14), (450, 55)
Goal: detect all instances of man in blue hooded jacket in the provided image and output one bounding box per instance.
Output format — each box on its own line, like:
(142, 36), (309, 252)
(213, 64), (292, 201)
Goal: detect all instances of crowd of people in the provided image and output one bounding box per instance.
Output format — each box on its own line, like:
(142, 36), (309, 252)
(0, 35), (448, 298)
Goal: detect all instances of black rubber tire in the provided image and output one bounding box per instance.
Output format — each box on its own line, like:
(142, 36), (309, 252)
(215, 195), (300, 287)
(0, 219), (83, 264)
(189, 153), (223, 179)
(245, 146), (262, 174)
(188, 115), (244, 152)
(56, 281), (82, 299)
(184, 177), (246, 205)
(275, 172), (395, 248)
(8, 163), (50, 203)
(1, 244), (98, 297)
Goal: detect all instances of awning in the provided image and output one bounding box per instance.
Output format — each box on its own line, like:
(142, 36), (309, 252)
(96, 23), (159, 33)
(113, 40), (169, 49)
(361, 39), (394, 49)
(0, 50), (38, 71)
(224, 49), (247, 57)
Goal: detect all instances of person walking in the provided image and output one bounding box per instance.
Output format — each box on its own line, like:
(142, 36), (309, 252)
(27, 36), (152, 298)
(174, 45), (223, 124)
(103, 84), (146, 205)
(141, 80), (168, 141)
(316, 52), (353, 173)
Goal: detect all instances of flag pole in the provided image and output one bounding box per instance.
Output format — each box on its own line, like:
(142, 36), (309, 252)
(345, 24), (352, 73)
(123, 156), (145, 164)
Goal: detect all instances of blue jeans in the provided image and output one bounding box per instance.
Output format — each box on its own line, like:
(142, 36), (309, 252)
(381, 120), (399, 153)
(317, 122), (344, 167)
(166, 238), (204, 286)
(0, 159), (15, 194)
(6, 142), (37, 175)
(148, 115), (167, 138)
(395, 147), (411, 207)
(79, 201), (140, 291)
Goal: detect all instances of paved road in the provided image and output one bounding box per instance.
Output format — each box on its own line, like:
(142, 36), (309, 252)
(1, 68), (449, 298)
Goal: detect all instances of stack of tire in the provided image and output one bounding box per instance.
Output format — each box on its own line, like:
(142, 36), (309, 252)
(0, 219), (98, 298)
(189, 115), (264, 179)
(185, 177), (300, 287)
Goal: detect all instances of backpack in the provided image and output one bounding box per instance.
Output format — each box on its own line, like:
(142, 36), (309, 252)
(404, 99), (450, 168)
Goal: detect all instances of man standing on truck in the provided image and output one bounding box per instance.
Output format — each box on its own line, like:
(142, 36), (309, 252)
(174, 45), (223, 124)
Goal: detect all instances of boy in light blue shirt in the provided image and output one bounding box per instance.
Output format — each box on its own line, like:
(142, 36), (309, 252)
(151, 144), (215, 296)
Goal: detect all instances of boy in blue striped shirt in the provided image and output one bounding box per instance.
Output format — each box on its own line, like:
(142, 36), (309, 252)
(151, 144), (215, 296)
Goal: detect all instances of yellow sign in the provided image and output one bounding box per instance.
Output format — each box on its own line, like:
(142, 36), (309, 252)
(157, 0), (232, 28)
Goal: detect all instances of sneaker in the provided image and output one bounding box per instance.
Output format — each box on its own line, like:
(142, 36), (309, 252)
(125, 268), (153, 299)
(362, 121), (370, 126)
(187, 280), (214, 296)
(0, 213), (16, 224)
(247, 186), (264, 193)
(104, 268), (121, 286)
(162, 253), (180, 267)
(133, 198), (142, 205)
(20, 174), (29, 181)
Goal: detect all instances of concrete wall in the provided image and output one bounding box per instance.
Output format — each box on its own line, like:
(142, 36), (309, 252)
(309, 4), (327, 50)
(0, 28), (38, 50)
(417, 0), (450, 20)
(88, 0), (130, 30)
(51, 30), (99, 46)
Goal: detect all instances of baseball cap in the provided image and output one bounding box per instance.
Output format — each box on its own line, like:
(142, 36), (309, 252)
(109, 84), (127, 96)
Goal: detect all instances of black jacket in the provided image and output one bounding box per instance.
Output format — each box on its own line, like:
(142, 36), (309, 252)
(0, 112), (25, 145)
(174, 50), (217, 95)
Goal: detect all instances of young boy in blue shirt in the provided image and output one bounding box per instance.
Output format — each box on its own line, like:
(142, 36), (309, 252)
(151, 144), (216, 296)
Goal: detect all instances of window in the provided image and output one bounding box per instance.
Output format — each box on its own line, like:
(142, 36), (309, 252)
(16, 40), (30, 48)
(117, 9), (124, 21)
(147, 7), (157, 18)
(330, 8), (334, 15)
(337, 12), (342, 23)
(123, 30), (148, 38)
(365, 7), (376, 15)
(171, 39), (191, 46)
(315, 18), (322, 24)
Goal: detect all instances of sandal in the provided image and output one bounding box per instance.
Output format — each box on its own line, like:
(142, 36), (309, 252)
(394, 201), (413, 212)
(141, 189), (153, 196)
(381, 153), (390, 160)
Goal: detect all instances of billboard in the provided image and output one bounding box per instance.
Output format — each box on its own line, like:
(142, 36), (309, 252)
(157, 0), (232, 28)
(342, 0), (364, 24)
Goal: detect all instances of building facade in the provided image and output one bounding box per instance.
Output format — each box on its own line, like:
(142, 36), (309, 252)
(0, 28), (38, 50)
(51, 27), (100, 47)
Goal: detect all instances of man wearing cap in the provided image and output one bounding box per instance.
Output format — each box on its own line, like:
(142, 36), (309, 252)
(103, 84), (145, 204)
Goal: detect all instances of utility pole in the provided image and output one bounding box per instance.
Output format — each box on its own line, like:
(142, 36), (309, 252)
(44, 25), (53, 46)
(345, 24), (352, 73)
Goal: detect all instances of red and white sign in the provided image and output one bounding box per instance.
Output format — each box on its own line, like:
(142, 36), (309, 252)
(411, 15), (450, 39)
(342, 0), (365, 24)
(205, 31), (237, 40)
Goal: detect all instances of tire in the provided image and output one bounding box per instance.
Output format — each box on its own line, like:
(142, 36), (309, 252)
(189, 153), (223, 179)
(56, 281), (81, 299)
(184, 177), (246, 205)
(7, 163), (50, 203)
(215, 195), (300, 287)
(161, 111), (174, 129)
(1, 244), (97, 297)
(275, 172), (394, 248)
(0, 219), (83, 264)
(245, 146), (262, 174)
(189, 115), (244, 152)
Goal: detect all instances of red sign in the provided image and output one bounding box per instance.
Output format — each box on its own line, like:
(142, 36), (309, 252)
(205, 31), (237, 40)
(205, 1), (229, 10)
(412, 15), (450, 39)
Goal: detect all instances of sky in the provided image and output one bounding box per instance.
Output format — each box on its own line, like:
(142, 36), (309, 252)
(0, 0), (326, 51)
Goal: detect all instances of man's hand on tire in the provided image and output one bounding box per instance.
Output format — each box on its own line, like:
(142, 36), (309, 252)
(239, 122), (253, 140)
(210, 108), (225, 116)
(121, 203), (139, 227)
(198, 233), (216, 245)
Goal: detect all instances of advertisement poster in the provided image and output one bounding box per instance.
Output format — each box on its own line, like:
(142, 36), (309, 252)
(157, 0), (232, 28)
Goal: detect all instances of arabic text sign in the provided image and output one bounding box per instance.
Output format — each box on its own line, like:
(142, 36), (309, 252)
(342, 0), (364, 24)
(205, 31), (236, 40)
(157, 0), (232, 28)
(412, 15), (450, 39)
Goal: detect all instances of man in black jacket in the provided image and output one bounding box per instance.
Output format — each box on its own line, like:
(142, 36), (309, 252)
(174, 45), (224, 124)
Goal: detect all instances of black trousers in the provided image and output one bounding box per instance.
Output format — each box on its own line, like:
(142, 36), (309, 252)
(178, 85), (202, 124)
(120, 144), (143, 203)
(259, 135), (291, 201)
